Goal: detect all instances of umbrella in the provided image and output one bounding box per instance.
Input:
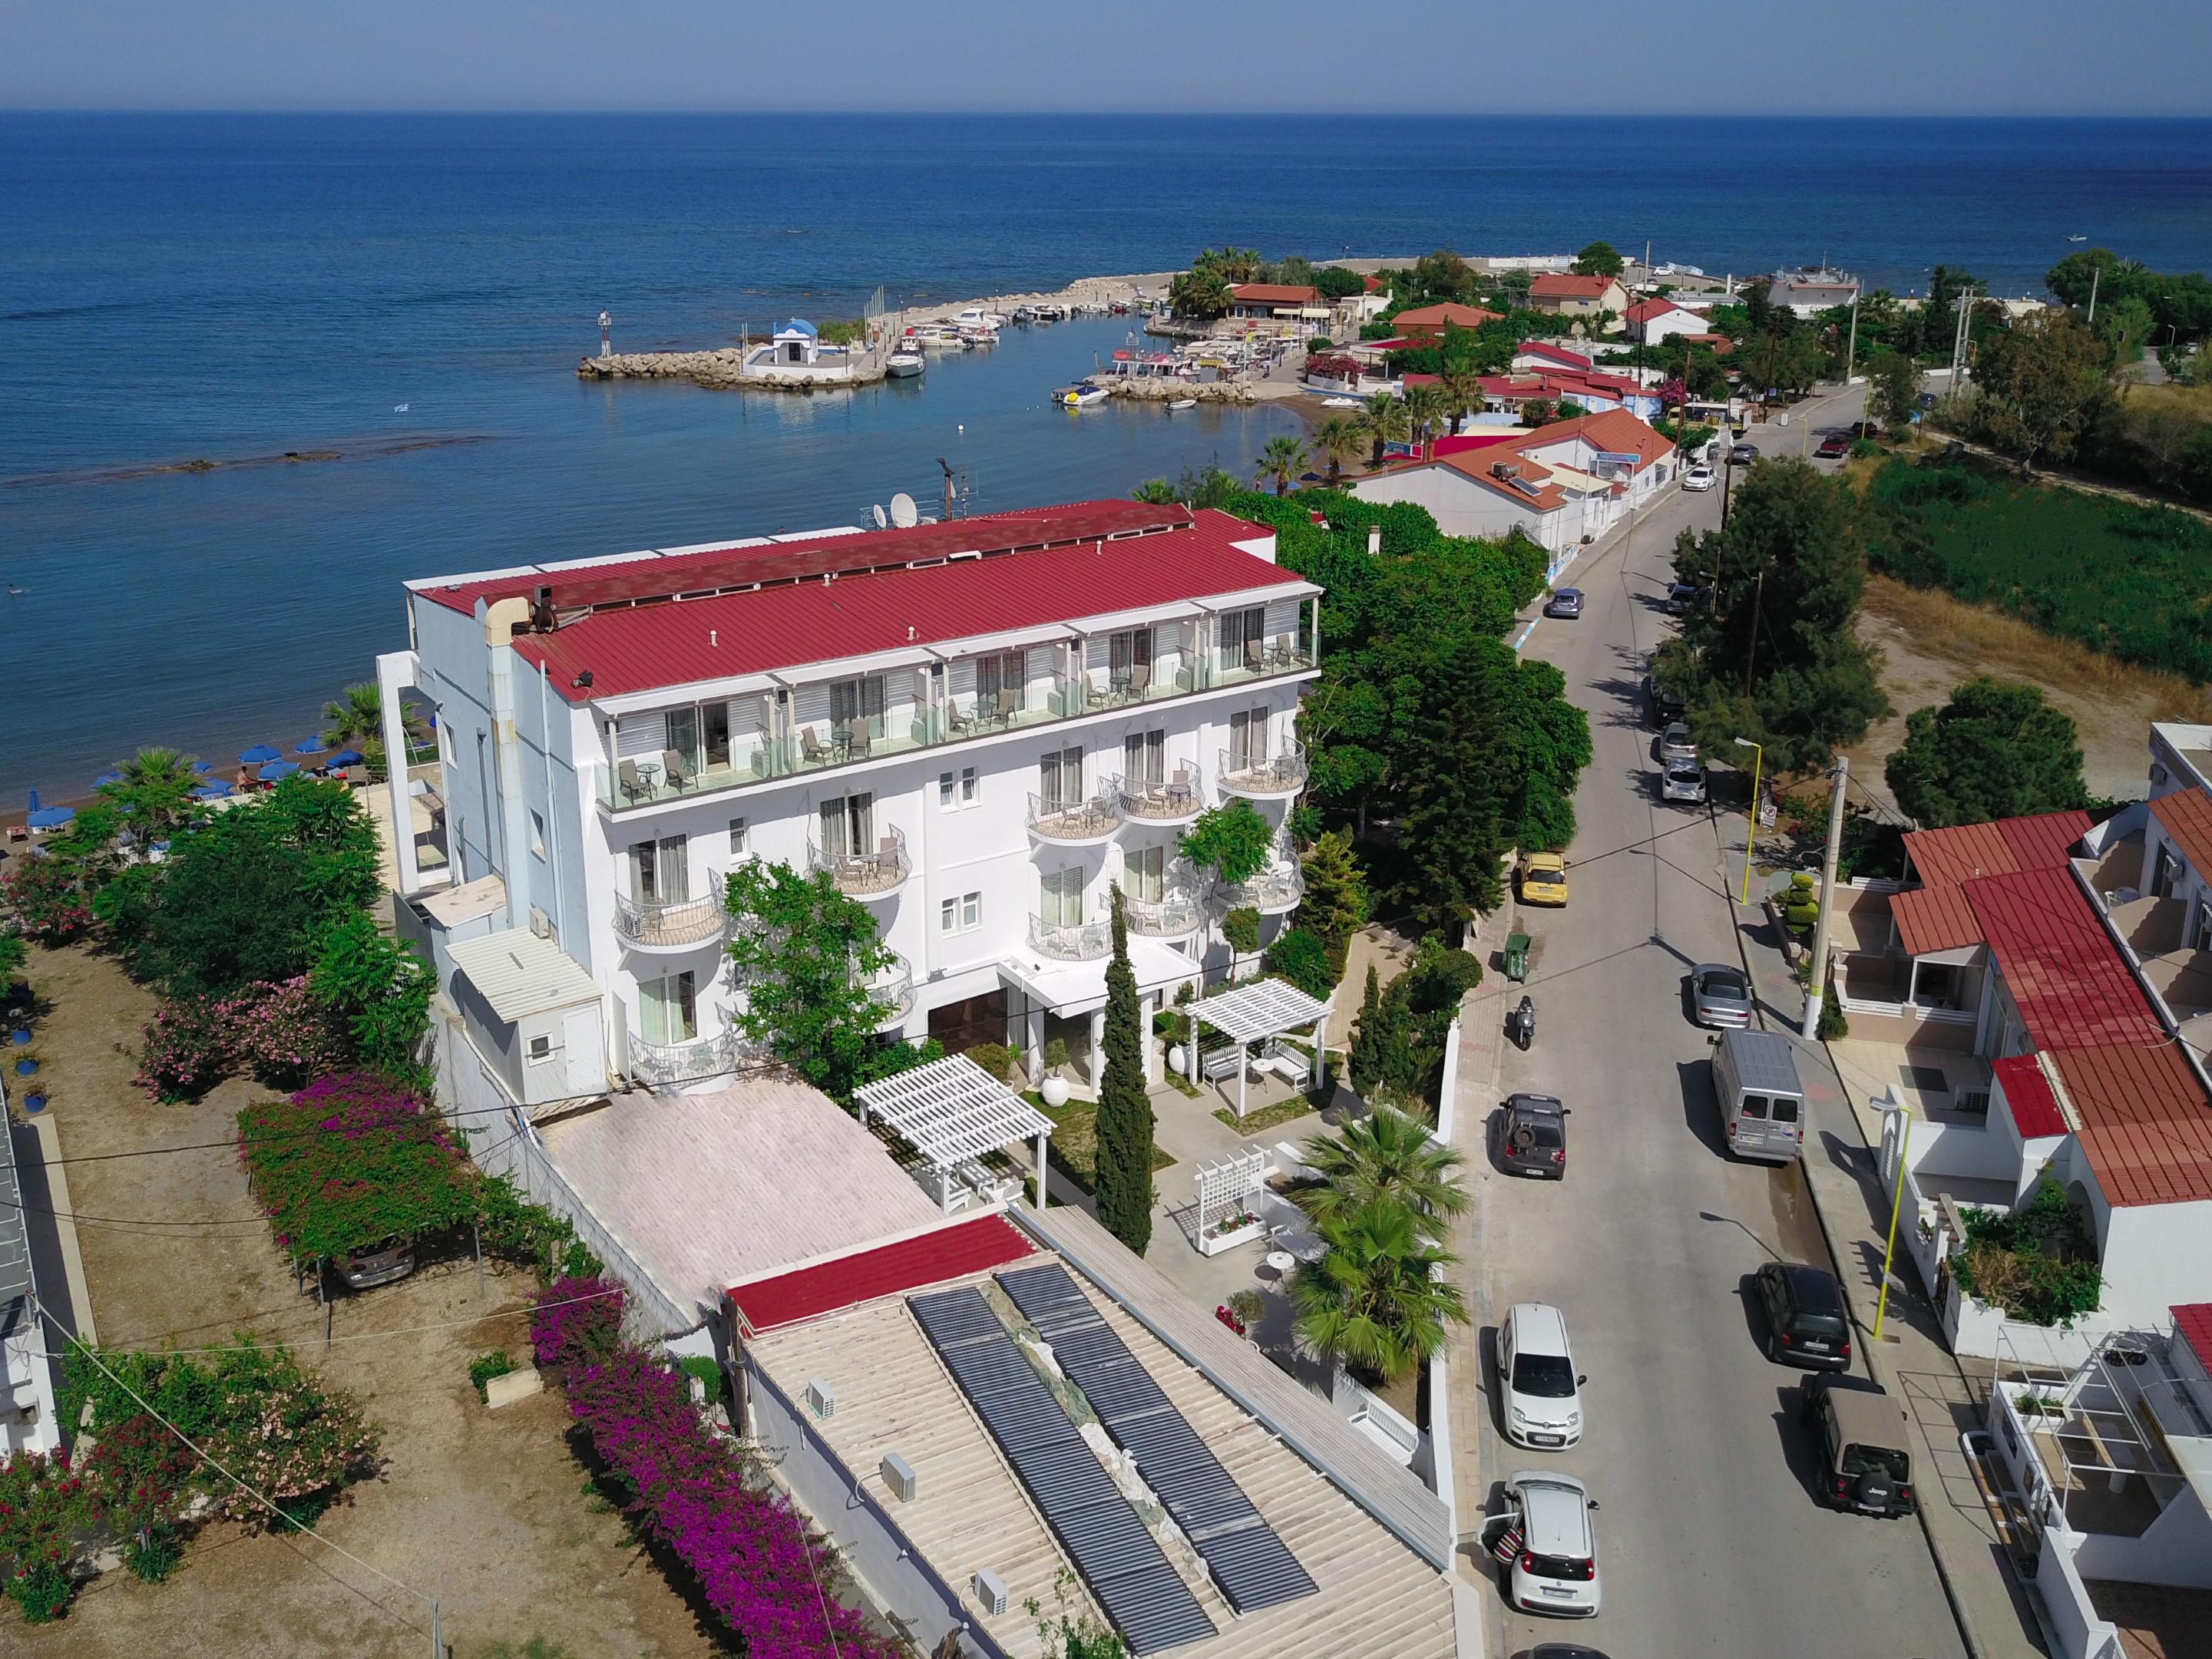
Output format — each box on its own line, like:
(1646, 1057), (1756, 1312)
(296, 736), (328, 755)
(26, 790), (74, 830)
(239, 744), (283, 765)
(191, 782), (233, 800)
(189, 759), (213, 774)
(94, 771), (123, 787)
(259, 759), (300, 781)
(329, 748), (365, 768)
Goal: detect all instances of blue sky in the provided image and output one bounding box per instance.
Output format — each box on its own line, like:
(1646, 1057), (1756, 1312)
(4, 0), (2206, 114)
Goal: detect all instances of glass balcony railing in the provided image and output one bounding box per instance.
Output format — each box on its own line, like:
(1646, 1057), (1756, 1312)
(1030, 914), (1109, 961)
(806, 824), (911, 897)
(1218, 739), (1309, 798)
(1026, 791), (1120, 845)
(629, 1031), (735, 1088)
(611, 891), (729, 951)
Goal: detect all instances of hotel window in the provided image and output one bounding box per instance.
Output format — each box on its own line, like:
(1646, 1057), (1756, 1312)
(1218, 606), (1265, 673)
(1126, 844), (1166, 903)
(937, 768), (979, 808)
(527, 1033), (557, 1063)
(961, 765), (977, 804)
(703, 701), (731, 770)
(2194, 899), (2212, 954)
(638, 970), (697, 1047)
(940, 891), (981, 936)
(629, 834), (689, 905)
(1228, 707), (1268, 769)
(728, 818), (748, 856)
(1109, 626), (1154, 692)
(830, 674), (885, 744)
(666, 706), (702, 776)
(977, 650), (1027, 715)
(530, 811), (547, 861)
(1039, 747), (1083, 811)
(1124, 729), (1166, 788)
(2153, 843), (2180, 900)
(1040, 867), (1084, 928)
(817, 793), (874, 861)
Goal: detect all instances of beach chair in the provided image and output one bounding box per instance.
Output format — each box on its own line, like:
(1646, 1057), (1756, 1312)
(660, 748), (693, 791)
(876, 834), (901, 879)
(1129, 661), (1152, 699)
(800, 728), (828, 767)
(619, 758), (647, 803)
(1244, 636), (1264, 673)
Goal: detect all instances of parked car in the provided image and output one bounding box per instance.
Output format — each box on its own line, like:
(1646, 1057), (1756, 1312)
(1499, 1303), (1586, 1449)
(1664, 581), (1706, 616)
(336, 1236), (415, 1291)
(1815, 432), (1851, 458)
(1644, 669), (1686, 727)
(1501, 1472), (1602, 1617)
(1501, 1092), (1569, 1178)
(1544, 587), (1585, 620)
(1754, 1261), (1853, 1370)
(1801, 1376), (1917, 1517)
(1658, 722), (1698, 765)
(1682, 464), (1717, 492)
(1661, 758), (1708, 805)
(1847, 419), (1880, 438)
(1916, 390), (1938, 408)
(1689, 962), (1753, 1027)
(1729, 441), (1760, 465)
(1517, 853), (1570, 906)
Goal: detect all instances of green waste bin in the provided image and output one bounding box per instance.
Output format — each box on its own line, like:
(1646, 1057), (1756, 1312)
(1505, 932), (1532, 983)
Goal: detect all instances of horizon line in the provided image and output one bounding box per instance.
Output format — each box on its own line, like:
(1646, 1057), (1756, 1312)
(5, 105), (2210, 121)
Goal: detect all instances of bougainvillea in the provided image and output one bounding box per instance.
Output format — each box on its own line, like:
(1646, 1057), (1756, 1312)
(2, 859), (93, 947)
(529, 1281), (900, 1659)
(0, 1449), (91, 1622)
(135, 976), (350, 1101)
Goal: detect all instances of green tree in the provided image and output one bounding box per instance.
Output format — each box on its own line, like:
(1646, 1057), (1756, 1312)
(1294, 829), (1370, 970)
(1130, 478), (1179, 504)
(1291, 1105), (1467, 1240)
(724, 860), (921, 1102)
(98, 747), (200, 845)
(1395, 634), (1517, 930)
(1884, 677), (2089, 828)
(1170, 461), (1240, 511)
(1194, 246), (1265, 284)
(1179, 799), (1276, 886)
(1314, 266), (1367, 300)
(1407, 249), (1476, 304)
(1360, 392), (1408, 465)
(1288, 1198), (1467, 1383)
(1400, 382), (1449, 451)
(1312, 416), (1364, 484)
(1498, 655), (1592, 851)
(1867, 349), (1919, 435)
(1256, 434), (1311, 495)
(1091, 887), (1155, 1253)
(1347, 966), (1383, 1099)
(1973, 309), (2113, 474)
(309, 914), (433, 1076)
(321, 681), (388, 773)
(1168, 268), (1232, 321)
(1571, 240), (1625, 279)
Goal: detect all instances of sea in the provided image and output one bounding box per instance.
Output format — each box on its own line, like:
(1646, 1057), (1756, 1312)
(6, 112), (2212, 798)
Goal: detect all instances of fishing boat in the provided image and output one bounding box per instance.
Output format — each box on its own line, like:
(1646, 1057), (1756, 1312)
(1012, 306), (1037, 324)
(1168, 397), (1198, 411)
(1061, 382), (1109, 408)
(957, 324), (998, 349)
(885, 346), (926, 378)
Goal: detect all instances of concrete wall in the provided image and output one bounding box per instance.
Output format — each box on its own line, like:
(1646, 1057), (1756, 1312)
(2098, 1197), (2212, 1329)
(2038, 1532), (2128, 1659)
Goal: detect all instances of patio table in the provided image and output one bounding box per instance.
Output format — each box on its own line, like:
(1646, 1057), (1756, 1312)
(633, 760), (663, 793)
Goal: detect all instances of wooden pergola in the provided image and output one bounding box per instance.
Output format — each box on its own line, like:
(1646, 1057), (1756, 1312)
(855, 1055), (1056, 1213)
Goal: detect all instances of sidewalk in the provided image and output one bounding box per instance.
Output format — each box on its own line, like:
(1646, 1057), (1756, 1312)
(1739, 929), (2048, 1659)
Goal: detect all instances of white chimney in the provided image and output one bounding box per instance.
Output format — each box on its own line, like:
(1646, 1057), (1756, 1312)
(1367, 524), (1382, 556)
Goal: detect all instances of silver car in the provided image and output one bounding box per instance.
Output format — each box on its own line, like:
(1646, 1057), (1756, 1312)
(1659, 722), (1698, 765)
(1661, 758), (1707, 804)
(1691, 963), (1754, 1028)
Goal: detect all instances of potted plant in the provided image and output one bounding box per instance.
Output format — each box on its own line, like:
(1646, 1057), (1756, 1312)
(12, 1046), (37, 1078)
(1039, 1037), (1073, 1108)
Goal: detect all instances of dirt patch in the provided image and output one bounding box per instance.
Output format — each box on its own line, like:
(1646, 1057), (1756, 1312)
(17, 942), (726, 1659)
(1846, 575), (2210, 810)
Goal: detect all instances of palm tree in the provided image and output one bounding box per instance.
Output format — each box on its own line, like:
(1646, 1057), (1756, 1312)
(1312, 417), (1364, 484)
(101, 746), (200, 843)
(322, 682), (383, 750)
(1361, 392), (1409, 467)
(1441, 369), (1483, 435)
(1169, 269), (1232, 322)
(1292, 1106), (1469, 1240)
(1132, 478), (1179, 504)
(1288, 1198), (1468, 1383)
(1256, 435), (1310, 496)
(1401, 383), (1449, 454)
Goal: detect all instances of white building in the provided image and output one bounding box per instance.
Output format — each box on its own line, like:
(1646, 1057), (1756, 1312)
(1765, 266), (1860, 318)
(741, 317), (868, 384)
(1622, 296), (1710, 344)
(380, 500), (1321, 1109)
(1, 1099), (61, 1459)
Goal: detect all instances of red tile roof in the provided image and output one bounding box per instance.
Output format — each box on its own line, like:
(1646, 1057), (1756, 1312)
(2174, 1304), (2212, 1375)
(498, 509), (1298, 699)
(1231, 282), (1323, 305)
(726, 1214), (1037, 1334)
(1530, 273), (1619, 300)
(1994, 1054), (2068, 1139)
(1509, 407), (1674, 472)
(1966, 866), (2165, 1052)
(2049, 1043), (2212, 1207)
(1514, 341), (1595, 369)
(1893, 882), (1985, 955)
(2151, 789), (2212, 881)
(1625, 296), (1698, 323)
(1392, 302), (1503, 334)
(1903, 810), (2091, 888)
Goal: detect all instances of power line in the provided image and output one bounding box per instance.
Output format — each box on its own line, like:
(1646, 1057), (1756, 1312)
(32, 1099), (524, 1167)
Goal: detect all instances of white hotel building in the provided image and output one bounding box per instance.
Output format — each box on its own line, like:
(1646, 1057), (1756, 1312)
(379, 501), (1321, 1109)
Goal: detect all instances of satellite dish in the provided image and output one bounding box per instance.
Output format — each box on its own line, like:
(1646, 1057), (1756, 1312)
(889, 493), (919, 529)
(871, 503), (888, 529)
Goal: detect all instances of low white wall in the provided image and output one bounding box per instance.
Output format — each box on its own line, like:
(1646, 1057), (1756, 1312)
(2038, 1531), (2127, 1659)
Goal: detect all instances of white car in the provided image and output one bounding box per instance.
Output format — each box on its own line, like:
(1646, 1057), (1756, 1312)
(1661, 758), (1708, 805)
(1500, 1303), (1585, 1449)
(1682, 464), (1717, 491)
(1503, 1471), (1602, 1617)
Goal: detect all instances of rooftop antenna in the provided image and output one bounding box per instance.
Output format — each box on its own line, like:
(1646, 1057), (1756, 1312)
(935, 458), (955, 521)
(871, 503), (888, 529)
(889, 492), (919, 530)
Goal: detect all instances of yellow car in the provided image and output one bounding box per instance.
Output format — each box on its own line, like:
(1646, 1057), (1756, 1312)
(1518, 853), (1570, 907)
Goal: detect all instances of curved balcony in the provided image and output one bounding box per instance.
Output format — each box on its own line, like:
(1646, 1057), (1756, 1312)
(1112, 771), (1205, 828)
(613, 891), (729, 953)
(807, 823), (911, 898)
(863, 953), (915, 1029)
(1123, 887), (1203, 940)
(630, 1031), (735, 1089)
(1218, 863), (1304, 915)
(1218, 740), (1308, 799)
(1027, 791), (1120, 848)
(1030, 914), (1110, 961)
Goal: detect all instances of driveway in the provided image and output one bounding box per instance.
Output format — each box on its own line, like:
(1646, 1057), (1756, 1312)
(1463, 391), (1970, 1659)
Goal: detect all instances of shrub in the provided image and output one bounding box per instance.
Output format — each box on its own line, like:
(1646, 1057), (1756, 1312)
(1222, 907), (1262, 957)
(1817, 1000), (1849, 1041)
(531, 1274), (627, 1370)
(677, 1355), (724, 1397)
(135, 977), (351, 1102)
(1952, 1180), (2102, 1327)
(0, 1451), (90, 1622)
(962, 1042), (1017, 1082)
(470, 1350), (517, 1401)
(2, 859), (94, 947)
(1262, 927), (1335, 1001)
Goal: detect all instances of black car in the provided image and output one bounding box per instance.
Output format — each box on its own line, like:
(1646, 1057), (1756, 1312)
(1800, 1376), (1916, 1518)
(1728, 441), (1759, 466)
(1754, 1261), (1853, 1370)
(1501, 1092), (1569, 1179)
(1643, 673), (1686, 728)
(1664, 581), (1705, 616)
(1544, 588), (1585, 620)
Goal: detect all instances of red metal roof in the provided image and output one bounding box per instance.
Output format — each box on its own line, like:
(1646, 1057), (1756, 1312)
(1894, 882), (1985, 956)
(504, 509), (1296, 699)
(1903, 810), (2090, 889)
(1966, 867), (2164, 1052)
(2151, 789), (2212, 882)
(1994, 1054), (2068, 1139)
(1515, 341), (1595, 368)
(1625, 296), (1699, 323)
(726, 1214), (1036, 1335)
(2173, 1304), (2212, 1376)
(2050, 1043), (2212, 1207)
(423, 501), (1195, 617)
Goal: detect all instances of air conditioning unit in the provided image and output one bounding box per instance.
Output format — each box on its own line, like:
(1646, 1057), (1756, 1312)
(881, 1452), (917, 1502)
(973, 1568), (1010, 1616)
(527, 907), (554, 940)
(805, 1380), (836, 1420)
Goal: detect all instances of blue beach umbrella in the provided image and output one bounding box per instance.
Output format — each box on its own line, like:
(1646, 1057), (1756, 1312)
(189, 759), (213, 774)
(329, 748), (365, 768)
(94, 771), (123, 787)
(26, 789), (74, 828)
(191, 781), (234, 800)
(296, 736), (328, 755)
(259, 759), (300, 782)
(240, 743), (283, 765)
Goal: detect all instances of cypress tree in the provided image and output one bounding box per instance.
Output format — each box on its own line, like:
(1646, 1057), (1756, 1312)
(1093, 886), (1155, 1253)
(1348, 964), (1383, 1100)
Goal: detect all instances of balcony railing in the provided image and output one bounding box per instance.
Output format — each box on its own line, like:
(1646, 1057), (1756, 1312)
(630, 1031), (735, 1088)
(612, 891), (729, 950)
(863, 953), (915, 1029)
(1219, 863), (1304, 914)
(1030, 914), (1110, 961)
(1123, 887), (1203, 938)
(1111, 770), (1205, 825)
(592, 638), (1317, 815)
(1027, 791), (1121, 845)
(1218, 739), (1309, 798)
(807, 824), (911, 897)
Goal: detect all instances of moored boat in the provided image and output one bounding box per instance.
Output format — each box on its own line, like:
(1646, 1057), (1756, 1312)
(1060, 382), (1109, 408)
(885, 348), (925, 378)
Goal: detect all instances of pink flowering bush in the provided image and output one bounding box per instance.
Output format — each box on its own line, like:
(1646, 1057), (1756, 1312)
(136, 976), (349, 1100)
(530, 1282), (900, 1659)
(0, 1449), (91, 1623)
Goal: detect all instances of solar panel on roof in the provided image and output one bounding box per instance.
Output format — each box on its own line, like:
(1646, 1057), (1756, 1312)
(906, 1286), (1214, 1654)
(993, 1263), (1318, 1614)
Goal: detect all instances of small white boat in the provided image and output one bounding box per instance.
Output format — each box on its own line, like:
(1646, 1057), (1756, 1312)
(957, 324), (998, 348)
(885, 349), (925, 378)
(1168, 397), (1198, 411)
(1062, 382), (1109, 408)
(1322, 396), (1361, 409)
(951, 306), (1009, 330)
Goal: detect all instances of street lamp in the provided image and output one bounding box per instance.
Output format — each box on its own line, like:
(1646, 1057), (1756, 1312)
(1733, 738), (1764, 905)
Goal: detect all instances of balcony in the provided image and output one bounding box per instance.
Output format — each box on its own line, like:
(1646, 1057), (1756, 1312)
(807, 824), (911, 899)
(1027, 791), (1120, 847)
(864, 953), (915, 1029)
(1202, 635), (1316, 693)
(1219, 862), (1304, 914)
(1111, 770), (1205, 827)
(612, 891), (729, 953)
(1218, 739), (1309, 798)
(1123, 887), (1202, 939)
(1030, 914), (1110, 961)
(630, 1031), (734, 1088)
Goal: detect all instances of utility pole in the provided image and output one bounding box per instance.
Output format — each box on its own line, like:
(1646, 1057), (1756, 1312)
(2087, 265), (2100, 326)
(1844, 293), (1860, 383)
(1800, 756), (1850, 1039)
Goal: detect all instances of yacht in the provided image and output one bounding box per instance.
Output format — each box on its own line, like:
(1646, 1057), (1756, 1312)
(951, 306), (1009, 330)
(885, 345), (925, 378)
(1061, 382), (1109, 408)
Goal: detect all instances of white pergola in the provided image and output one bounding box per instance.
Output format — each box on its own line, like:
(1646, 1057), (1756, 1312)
(1195, 979), (1334, 1122)
(854, 1055), (1056, 1213)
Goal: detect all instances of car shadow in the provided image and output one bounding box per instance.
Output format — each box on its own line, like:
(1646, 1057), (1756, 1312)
(1737, 1271), (1774, 1358)
(1774, 1380), (1826, 1501)
(1676, 1057), (1731, 1160)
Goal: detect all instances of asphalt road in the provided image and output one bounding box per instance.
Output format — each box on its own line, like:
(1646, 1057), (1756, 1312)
(1471, 388), (1970, 1659)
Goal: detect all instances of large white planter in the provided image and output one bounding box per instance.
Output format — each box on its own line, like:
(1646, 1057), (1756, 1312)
(1198, 1219), (1265, 1258)
(1166, 1044), (1188, 1078)
(1040, 1074), (1072, 1109)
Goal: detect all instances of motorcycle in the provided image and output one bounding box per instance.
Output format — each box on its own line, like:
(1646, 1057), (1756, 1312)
(1507, 995), (1536, 1051)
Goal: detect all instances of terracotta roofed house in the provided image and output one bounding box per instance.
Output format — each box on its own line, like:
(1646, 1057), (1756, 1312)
(1527, 272), (1630, 330)
(1390, 302), (1503, 339)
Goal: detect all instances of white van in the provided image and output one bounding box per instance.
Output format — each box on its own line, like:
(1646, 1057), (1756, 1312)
(1711, 1029), (1805, 1162)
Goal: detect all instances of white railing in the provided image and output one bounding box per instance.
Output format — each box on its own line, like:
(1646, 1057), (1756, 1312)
(806, 824), (911, 895)
(1030, 914), (1109, 961)
(1218, 740), (1308, 796)
(630, 1031), (735, 1088)
(612, 891), (728, 950)
(1123, 887), (1202, 938)
(865, 953), (914, 1028)
(1025, 791), (1120, 844)
(1220, 863), (1304, 914)
(1110, 771), (1205, 823)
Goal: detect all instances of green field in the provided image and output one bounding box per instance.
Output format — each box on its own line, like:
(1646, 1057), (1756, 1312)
(1866, 457), (2212, 682)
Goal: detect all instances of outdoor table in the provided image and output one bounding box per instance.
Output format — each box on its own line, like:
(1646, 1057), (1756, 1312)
(1263, 1250), (1295, 1277)
(633, 760), (663, 793)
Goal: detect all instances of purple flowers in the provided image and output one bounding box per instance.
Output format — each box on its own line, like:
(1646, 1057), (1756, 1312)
(529, 1282), (898, 1659)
